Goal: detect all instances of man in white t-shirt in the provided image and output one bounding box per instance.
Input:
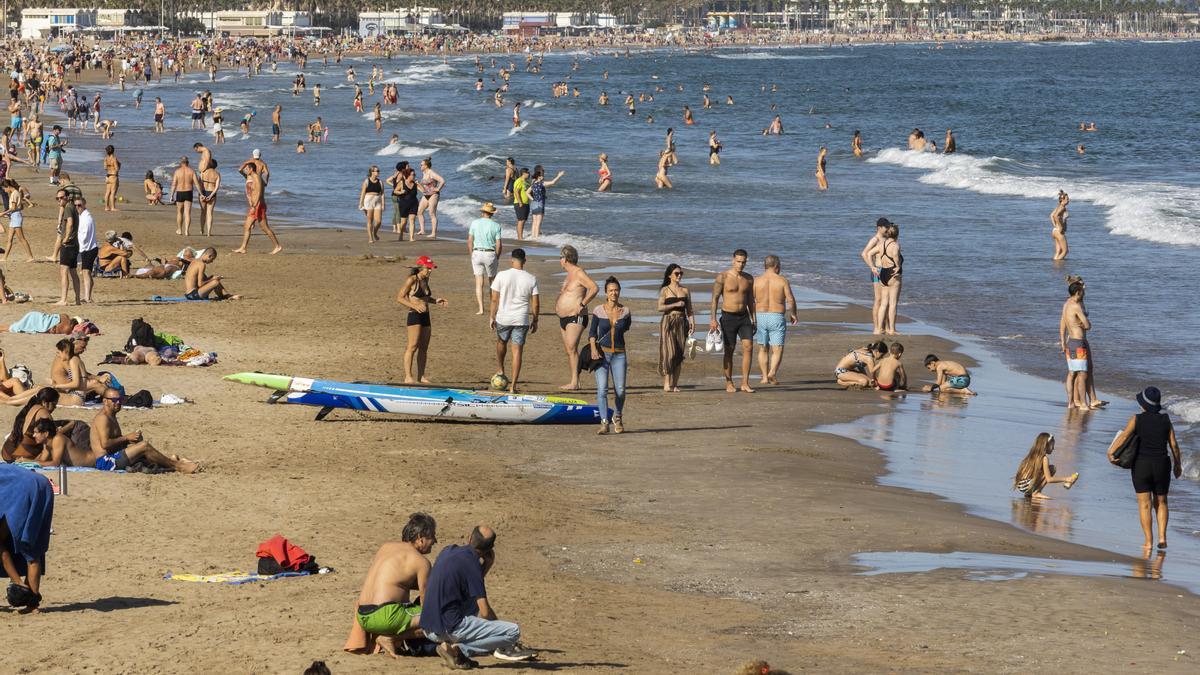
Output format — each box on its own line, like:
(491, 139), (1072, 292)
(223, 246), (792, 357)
(489, 248), (538, 393)
(467, 202), (503, 315)
(76, 196), (99, 303)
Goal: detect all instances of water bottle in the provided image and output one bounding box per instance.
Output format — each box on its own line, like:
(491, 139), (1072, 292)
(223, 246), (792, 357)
(58, 465), (68, 496)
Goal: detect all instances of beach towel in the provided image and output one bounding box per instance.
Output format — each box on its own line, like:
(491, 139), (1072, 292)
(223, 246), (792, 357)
(151, 296), (211, 303)
(256, 534), (314, 572)
(344, 600), (383, 655)
(164, 570), (314, 585)
(0, 464), (55, 578)
(8, 311), (62, 334)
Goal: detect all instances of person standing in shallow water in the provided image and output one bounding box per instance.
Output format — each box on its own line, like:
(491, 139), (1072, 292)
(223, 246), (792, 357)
(815, 147), (828, 190)
(1051, 190), (1069, 260)
(1108, 387), (1184, 553)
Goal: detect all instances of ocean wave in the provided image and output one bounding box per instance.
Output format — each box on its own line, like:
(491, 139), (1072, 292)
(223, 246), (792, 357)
(456, 154), (504, 174)
(438, 195), (485, 228)
(520, 99), (546, 108)
(870, 148), (1200, 247)
(713, 51), (858, 61)
(361, 108), (414, 121)
(383, 61), (456, 86)
(508, 121), (529, 136)
(1168, 397), (1200, 425)
(375, 142), (438, 157)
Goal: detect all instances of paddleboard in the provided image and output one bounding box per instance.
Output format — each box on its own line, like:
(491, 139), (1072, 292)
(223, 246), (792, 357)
(225, 372), (599, 424)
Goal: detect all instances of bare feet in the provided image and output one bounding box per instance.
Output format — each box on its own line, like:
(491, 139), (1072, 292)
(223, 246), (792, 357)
(740, 384), (756, 394)
(725, 380), (736, 393)
(768, 376), (780, 385)
(52, 300), (70, 306)
(559, 384), (579, 391)
(1158, 541), (1168, 549)
(176, 460), (201, 474)
(270, 246), (283, 255)
(672, 387), (681, 393)
(419, 377), (431, 384)
(758, 377), (769, 385)
(404, 377), (416, 384)
(475, 309), (484, 315)
(231, 248), (246, 254)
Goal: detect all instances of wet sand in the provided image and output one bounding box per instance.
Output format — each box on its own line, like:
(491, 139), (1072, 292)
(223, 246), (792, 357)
(1, 162), (1197, 673)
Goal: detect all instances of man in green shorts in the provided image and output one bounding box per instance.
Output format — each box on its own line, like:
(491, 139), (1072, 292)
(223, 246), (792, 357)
(351, 513), (438, 656)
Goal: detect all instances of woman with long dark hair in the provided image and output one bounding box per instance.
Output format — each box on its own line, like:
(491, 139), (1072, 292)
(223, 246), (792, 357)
(656, 264), (693, 393)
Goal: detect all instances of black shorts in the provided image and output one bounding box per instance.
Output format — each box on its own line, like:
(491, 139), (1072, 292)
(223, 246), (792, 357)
(719, 310), (754, 350)
(1132, 455), (1171, 495)
(176, 190), (193, 203)
(559, 314), (589, 331)
(406, 311), (431, 327)
(80, 248), (99, 271)
(58, 245), (80, 268)
(514, 203), (530, 220)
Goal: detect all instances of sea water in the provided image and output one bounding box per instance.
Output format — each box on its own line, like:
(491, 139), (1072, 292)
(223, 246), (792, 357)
(64, 41), (1200, 574)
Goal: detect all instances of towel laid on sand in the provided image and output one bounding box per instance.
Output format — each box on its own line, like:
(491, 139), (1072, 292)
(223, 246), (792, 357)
(151, 296), (211, 303)
(164, 570), (314, 585)
(8, 311), (65, 334)
(0, 464), (55, 578)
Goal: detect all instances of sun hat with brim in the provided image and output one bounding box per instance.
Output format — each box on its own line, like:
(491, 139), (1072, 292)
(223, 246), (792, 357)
(480, 202), (497, 215)
(1136, 386), (1162, 413)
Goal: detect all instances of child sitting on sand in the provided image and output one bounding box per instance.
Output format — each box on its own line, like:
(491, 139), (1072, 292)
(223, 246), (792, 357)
(143, 171), (163, 205)
(875, 342), (907, 392)
(922, 354), (976, 395)
(1013, 432), (1079, 501)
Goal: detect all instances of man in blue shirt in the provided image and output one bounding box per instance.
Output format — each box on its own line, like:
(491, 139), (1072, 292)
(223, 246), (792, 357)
(466, 202), (503, 315)
(422, 525), (536, 668)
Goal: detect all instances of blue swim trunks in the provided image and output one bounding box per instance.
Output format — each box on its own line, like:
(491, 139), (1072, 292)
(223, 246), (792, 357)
(947, 374), (971, 390)
(755, 312), (786, 346)
(95, 450), (128, 471)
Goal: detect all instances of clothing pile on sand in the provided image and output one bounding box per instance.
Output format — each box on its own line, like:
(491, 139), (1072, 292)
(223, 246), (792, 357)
(100, 318), (217, 367)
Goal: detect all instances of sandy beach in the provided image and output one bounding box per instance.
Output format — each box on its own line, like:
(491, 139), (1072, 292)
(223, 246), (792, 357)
(0, 155), (1197, 674)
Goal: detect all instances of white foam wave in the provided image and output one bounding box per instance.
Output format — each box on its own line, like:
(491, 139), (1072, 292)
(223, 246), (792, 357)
(1168, 397), (1200, 425)
(383, 62), (455, 86)
(438, 195), (485, 228)
(456, 154), (504, 173)
(361, 108), (414, 121)
(508, 121), (529, 136)
(520, 99), (546, 108)
(870, 148), (1200, 247)
(374, 143), (438, 157)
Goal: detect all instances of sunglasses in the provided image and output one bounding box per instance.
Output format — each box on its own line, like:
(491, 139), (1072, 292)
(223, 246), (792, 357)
(105, 396), (126, 403)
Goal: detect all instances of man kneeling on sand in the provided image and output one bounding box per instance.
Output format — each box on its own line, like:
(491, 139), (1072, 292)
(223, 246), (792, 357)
(184, 248), (239, 300)
(346, 512), (438, 658)
(89, 388), (200, 472)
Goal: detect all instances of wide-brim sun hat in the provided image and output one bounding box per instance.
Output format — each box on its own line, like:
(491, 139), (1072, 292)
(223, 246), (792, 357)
(480, 202), (497, 215)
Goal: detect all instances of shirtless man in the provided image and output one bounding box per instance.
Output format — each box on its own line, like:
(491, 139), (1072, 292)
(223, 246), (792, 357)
(239, 148), (270, 185)
(88, 388), (199, 472)
(352, 513), (438, 657)
(185, 248), (238, 300)
(710, 249), (756, 393)
(189, 92), (204, 129)
(199, 160), (221, 237)
(753, 255), (797, 385)
(153, 97), (165, 133)
(860, 218), (889, 334)
(234, 162), (282, 254)
(169, 157), (197, 236)
(193, 142), (213, 172)
(555, 245), (598, 390)
(271, 105), (282, 143)
(1060, 279), (1105, 409)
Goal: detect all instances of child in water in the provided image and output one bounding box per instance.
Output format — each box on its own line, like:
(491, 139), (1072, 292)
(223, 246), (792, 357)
(1013, 432), (1079, 501)
(922, 354), (976, 395)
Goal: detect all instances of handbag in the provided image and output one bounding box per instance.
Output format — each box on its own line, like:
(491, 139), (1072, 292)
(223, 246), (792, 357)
(577, 323), (611, 374)
(1109, 430), (1139, 469)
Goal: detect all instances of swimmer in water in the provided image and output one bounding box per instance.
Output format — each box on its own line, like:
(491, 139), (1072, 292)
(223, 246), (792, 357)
(655, 150), (673, 189)
(296, 141), (306, 153)
(683, 106), (694, 125)
(944, 128), (956, 153)
(512, 102), (521, 128)
(1086, 122), (1097, 131)
(767, 115), (782, 135)
(597, 154), (612, 192)
(815, 147), (828, 191)
(708, 131), (722, 166)
(726, 95), (734, 105)
(1077, 144), (1086, 155)
(852, 130), (863, 158)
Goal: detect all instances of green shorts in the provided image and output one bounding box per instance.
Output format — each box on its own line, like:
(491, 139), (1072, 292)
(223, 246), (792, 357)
(356, 601), (421, 636)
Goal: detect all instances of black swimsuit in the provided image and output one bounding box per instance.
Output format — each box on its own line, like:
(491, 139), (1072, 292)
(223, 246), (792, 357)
(406, 281), (432, 327)
(878, 241), (903, 286)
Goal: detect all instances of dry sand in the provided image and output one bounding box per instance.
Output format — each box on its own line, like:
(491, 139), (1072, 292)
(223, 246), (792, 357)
(1, 156), (1197, 674)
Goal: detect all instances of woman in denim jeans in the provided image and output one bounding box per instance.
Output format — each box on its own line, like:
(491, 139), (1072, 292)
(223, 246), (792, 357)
(589, 276), (632, 434)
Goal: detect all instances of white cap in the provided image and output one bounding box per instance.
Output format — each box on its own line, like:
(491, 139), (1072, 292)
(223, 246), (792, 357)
(252, 149), (261, 159)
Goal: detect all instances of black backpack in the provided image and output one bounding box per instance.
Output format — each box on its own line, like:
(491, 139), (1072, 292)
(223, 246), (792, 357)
(126, 317), (156, 352)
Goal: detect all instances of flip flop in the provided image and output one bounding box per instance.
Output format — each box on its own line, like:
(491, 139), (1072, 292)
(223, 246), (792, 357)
(1064, 472), (1080, 489)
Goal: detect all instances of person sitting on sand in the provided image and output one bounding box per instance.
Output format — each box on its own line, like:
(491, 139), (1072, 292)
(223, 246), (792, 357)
(834, 341), (888, 389)
(184, 248), (238, 300)
(49, 338), (110, 406)
(0, 349), (32, 404)
(874, 342), (907, 392)
(922, 354), (976, 395)
(1, 389), (80, 465)
(89, 388), (199, 473)
(347, 513), (438, 657)
(97, 232), (133, 276)
(1013, 432), (1078, 501)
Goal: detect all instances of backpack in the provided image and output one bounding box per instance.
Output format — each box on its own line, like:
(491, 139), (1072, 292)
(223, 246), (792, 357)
(126, 317), (155, 352)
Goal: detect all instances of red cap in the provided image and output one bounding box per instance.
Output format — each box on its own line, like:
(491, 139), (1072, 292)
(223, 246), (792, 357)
(416, 255), (437, 269)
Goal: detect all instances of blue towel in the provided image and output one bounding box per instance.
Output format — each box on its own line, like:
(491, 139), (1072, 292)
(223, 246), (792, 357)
(151, 296), (211, 303)
(7, 311), (61, 334)
(0, 464), (55, 577)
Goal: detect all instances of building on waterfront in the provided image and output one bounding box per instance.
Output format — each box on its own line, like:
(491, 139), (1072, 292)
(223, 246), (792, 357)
(357, 7), (444, 36)
(179, 10), (313, 36)
(502, 11), (618, 35)
(20, 7), (95, 39)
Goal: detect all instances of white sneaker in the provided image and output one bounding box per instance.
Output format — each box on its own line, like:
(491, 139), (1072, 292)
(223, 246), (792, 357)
(493, 642), (538, 662)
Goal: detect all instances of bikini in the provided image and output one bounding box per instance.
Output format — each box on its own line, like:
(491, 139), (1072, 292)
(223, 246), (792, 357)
(835, 349), (870, 378)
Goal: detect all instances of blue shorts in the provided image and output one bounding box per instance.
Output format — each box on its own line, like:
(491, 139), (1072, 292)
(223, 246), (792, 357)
(947, 374), (971, 390)
(496, 324), (529, 346)
(95, 450), (128, 471)
(755, 312), (786, 346)
(529, 200), (545, 216)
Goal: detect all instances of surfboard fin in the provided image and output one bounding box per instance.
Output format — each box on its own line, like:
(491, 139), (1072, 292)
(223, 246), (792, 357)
(314, 406), (335, 421)
(266, 390), (286, 404)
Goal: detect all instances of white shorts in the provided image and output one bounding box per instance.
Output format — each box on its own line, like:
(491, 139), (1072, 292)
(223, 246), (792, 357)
(8, 211), (22, 228)
(471, 250), (498, 277)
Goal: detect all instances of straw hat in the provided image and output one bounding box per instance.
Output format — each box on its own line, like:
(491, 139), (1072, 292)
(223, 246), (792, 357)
(479, 202), (497, 215)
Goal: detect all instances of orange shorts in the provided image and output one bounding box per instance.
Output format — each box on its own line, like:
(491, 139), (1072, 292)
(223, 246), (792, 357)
(247, 202), (267, 221)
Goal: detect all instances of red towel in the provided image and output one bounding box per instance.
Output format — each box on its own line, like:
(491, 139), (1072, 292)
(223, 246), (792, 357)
(255, 534), (312, 571)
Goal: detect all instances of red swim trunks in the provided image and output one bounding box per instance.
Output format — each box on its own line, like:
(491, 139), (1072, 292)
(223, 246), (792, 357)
(247, 202), (267, 221)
